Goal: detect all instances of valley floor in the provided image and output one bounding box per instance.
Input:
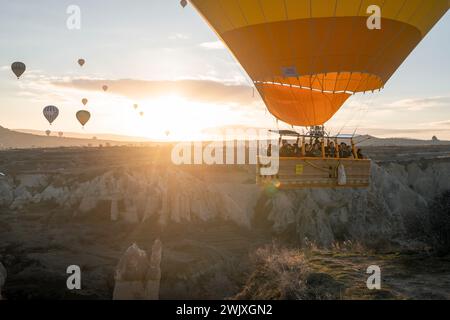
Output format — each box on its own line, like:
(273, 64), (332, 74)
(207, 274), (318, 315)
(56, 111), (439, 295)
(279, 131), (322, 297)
(1, 204), (449, 300)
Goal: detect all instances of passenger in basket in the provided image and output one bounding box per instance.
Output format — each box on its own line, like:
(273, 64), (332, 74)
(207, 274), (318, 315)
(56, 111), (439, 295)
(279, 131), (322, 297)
(326, 141), (336, 158)
(311, 142), (322, 157)
(280, 140), (289, 157)
(304, 143), (311, 156)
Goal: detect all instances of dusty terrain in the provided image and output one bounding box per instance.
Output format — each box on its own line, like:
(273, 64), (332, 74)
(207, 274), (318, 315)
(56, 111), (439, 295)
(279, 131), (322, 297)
(0, 144), (450, 300)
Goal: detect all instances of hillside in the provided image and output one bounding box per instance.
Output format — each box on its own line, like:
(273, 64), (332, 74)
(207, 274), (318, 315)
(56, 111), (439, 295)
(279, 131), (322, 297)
(0, 126), (133, 149)
(356, 134), (450, 147)
(15, 129), (150, 143)
(1, 145), (449, 299)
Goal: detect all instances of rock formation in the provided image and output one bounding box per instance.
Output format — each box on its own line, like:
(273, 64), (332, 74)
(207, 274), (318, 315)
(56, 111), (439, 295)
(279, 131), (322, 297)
(0, 158), (449, 247)
(0, 262), (6, 300)
(113, 240), (162, 300)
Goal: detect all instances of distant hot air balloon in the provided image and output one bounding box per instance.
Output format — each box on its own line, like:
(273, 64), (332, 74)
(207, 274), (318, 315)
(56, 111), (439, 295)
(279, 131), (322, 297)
(189, 0), (449, 127)
(102, 85), (108, 92)
(139, 111), (144, 117)
(43, 105), (59, 125)
(45, 130), (51, 137)
(133, 104), (138, 110)
(165, 130), (170, 137)
(78, 59), (85, 67)
(11, 62), (26, 79)
(180, 0), (188, 8)
(82, 98), (88, 106)
(76, 110), (91, 127)
(58, 131), (64, 138)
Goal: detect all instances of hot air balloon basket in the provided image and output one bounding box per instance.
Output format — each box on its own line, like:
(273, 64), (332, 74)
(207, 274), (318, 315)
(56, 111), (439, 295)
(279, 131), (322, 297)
(257, 157), (371, 189)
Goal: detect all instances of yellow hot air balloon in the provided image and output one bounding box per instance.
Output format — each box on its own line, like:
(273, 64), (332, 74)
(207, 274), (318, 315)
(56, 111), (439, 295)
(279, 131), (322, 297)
(76, 110), (91, 127)
(190, 0), (449, 126)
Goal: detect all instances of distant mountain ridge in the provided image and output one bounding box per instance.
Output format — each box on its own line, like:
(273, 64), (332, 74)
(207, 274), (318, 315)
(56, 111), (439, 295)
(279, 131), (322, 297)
(0, 126), (136, 149)
(355, 134), (450, 147)
(1, 126), (449, 149)
(15, 129), (150, 142)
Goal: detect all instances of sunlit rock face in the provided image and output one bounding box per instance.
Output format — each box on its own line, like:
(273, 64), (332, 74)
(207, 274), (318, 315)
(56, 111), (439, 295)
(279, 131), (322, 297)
(1, 158), (449, 248)
(64, 167), (254, 227)
(263, 160), (449, 247)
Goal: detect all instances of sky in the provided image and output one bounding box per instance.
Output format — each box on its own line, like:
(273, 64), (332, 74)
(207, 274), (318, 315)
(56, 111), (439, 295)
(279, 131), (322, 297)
(0, 0), (449, 141)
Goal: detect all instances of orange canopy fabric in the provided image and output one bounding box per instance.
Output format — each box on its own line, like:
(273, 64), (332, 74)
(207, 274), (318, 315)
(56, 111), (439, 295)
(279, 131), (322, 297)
(256, 83), (350, 126)
(190, 0), (449, 126)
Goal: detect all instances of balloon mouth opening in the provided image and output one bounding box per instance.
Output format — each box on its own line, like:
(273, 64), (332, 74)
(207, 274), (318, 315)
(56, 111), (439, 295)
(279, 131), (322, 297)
(254, 71), (383, 94)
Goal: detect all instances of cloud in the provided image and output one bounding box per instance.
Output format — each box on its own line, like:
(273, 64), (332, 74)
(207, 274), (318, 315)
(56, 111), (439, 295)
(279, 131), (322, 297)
(199, 41), (226, 50)
(168, 33), (190, 40)
(52, 78), (258, 106)
(423, 120), (450, 127)
(388, 96), (450, 111)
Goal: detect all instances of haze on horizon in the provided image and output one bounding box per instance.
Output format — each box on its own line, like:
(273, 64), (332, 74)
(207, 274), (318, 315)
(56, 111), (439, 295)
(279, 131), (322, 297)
(0, 0), (449, 141)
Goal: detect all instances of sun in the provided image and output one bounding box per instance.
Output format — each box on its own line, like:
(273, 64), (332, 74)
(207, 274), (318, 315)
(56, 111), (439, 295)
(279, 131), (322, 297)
(128, 95), (235, 141)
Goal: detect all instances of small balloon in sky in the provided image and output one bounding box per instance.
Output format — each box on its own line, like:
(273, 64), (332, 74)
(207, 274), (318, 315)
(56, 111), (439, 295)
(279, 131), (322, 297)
(165, 130), (170, 137)
(58, 131), (64, 138)
(76, 110), (91, 128)
(43, 105), (59, 125)
(78, 59), (85, 67)
(102, 85), (108, 92)
(133, 104), (138, 110)
(11, 62), (26, 79)
(82, 98), (88, 106)
(180, 0), (188, 8)
(45, 130), (51, 137)
(139, 111), (144, 117)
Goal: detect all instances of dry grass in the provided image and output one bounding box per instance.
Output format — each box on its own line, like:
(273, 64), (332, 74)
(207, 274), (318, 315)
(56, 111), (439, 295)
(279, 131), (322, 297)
(234, 243), (344, 300)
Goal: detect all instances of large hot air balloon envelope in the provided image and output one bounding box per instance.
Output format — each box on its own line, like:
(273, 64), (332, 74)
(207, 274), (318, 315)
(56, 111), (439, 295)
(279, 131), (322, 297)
(43, 105), (59, 125)
(76, 110), (91, 127)
(190, 0), (449, 126)
(11, 62), (26, 79)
